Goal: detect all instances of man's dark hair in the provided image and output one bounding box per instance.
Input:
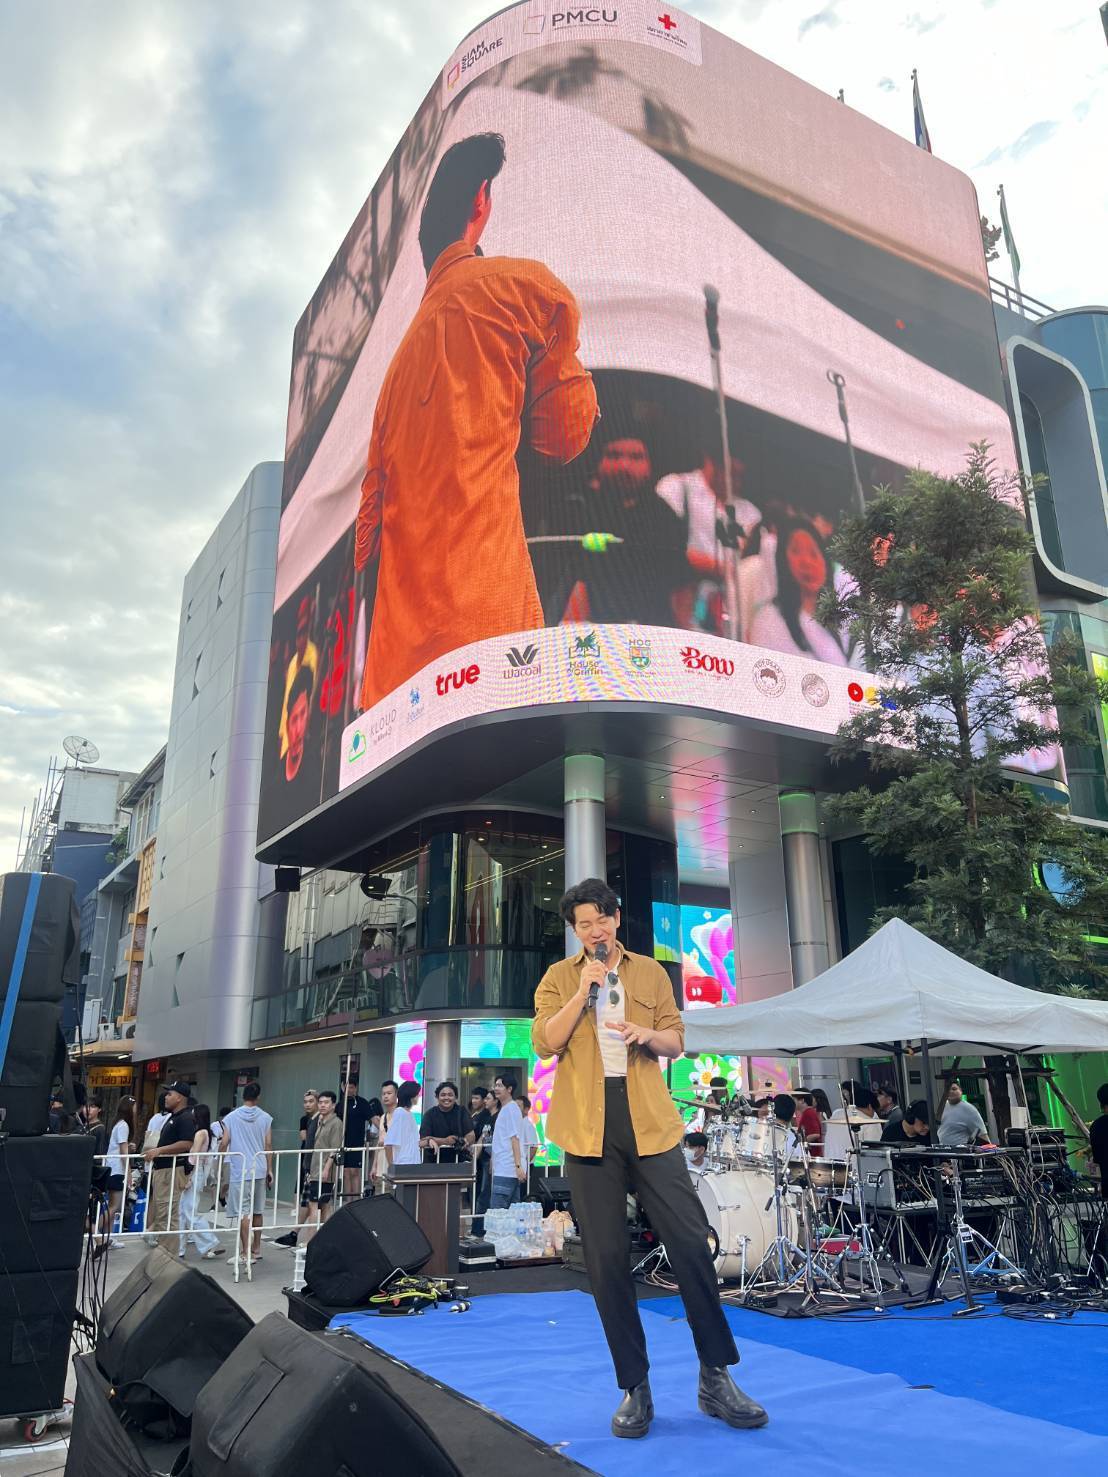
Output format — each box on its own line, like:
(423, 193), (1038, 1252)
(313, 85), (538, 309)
(1097, 1082), (1108, 1109)
(398, 1080), (421, 1108)
(381, 1079), (399, 1093)
(559, 878), (620, 927)
(903, 1100), (930, 1127)
(877, 1083), (898, 1103)
(519, 1095), (531, 1112)
(318, 1089), (337, 1105)
(684, 1131), (708, 1149)
(286, 664), (314, 718)
(436, 1080), (459, 1096)
(853, 1087), (878, 1114)
(495, 1073), (517, 1097)
(774, 1093), (796, 1123)
(243, 1082), (261, 1102)
(419, 132), (506, 273)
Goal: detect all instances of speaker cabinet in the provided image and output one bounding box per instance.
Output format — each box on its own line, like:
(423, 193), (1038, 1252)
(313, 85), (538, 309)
(304, 1192), (431, 1305)
(0, 1267), (78, 1420)
(0, 1133), (94, 1273)
(97, 1247), (252, 1422)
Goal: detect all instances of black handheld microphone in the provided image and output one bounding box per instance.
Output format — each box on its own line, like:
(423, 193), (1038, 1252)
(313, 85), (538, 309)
(703, 283), (721, 353)
(587, 943), (607, 1011)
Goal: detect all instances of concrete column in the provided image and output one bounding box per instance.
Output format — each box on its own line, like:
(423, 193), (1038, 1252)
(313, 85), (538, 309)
(564, 753), (606, 954)
(779, 790), (841, 1103)
(425, 1020), (461, 1095)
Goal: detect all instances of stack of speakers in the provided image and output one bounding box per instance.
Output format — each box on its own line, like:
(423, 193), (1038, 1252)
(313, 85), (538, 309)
(67, 1222), (595, 1475)
(0, 871), (92, 1426)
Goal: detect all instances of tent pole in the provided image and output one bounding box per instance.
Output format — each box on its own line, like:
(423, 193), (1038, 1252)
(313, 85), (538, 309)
(894, 1041), (910, 1107)
(920, 1039), (938, 1135)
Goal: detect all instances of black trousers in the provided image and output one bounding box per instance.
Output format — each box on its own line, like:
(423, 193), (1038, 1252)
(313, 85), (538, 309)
(566, 1078), (738, 1390)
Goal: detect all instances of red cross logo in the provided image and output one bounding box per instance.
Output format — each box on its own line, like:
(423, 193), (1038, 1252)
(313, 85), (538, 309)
(658, 12), (678, 28)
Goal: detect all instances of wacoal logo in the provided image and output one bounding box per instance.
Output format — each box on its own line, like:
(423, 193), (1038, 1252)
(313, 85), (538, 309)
(504, 644), (541, 679)
(681, 646), (733, 677)
(435, 663), (480, 696)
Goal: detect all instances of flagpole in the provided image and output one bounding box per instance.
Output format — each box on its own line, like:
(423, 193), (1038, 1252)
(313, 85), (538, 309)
(998, 183), (1022, 311)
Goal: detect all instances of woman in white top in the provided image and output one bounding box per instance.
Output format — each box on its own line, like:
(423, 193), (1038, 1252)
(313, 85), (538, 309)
(748, 517), (848, 667)
(178, 1105), (225, 1260)
(105, 1096), (136, 1247)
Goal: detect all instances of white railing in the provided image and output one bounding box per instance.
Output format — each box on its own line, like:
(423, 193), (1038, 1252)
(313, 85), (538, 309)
(92, 1145), (490, 1283)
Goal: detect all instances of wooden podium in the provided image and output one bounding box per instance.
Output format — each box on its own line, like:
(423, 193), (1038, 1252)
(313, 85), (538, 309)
(388, 1161), (473, 1276)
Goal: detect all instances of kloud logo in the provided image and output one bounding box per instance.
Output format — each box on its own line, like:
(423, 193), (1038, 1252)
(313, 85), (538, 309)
(848, 681), (897, 710)
(552, 7), (619, 28)
(504, 643), (541, 679)
(368, 710), (397, 746)
(681, 646), (734, 677)
(435, 663), (481, 696)
(801, 673), (830, 708)
(752, 658), (786, 697)
(346, 730), (366, 764)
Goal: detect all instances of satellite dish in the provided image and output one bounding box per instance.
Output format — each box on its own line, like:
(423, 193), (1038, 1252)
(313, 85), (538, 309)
(63, 735), (100, 766)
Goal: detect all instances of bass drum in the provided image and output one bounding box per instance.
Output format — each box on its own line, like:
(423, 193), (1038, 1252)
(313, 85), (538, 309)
(696, 1168), (792, 1277)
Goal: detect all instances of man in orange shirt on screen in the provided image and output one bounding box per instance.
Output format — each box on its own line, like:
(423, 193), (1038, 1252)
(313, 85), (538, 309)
(354, 132), (598, 712)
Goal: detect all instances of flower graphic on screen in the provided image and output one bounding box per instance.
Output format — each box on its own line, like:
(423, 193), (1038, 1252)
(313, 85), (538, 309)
(690, 1054), (743, 1092)
(398, 1041), (424, 1085)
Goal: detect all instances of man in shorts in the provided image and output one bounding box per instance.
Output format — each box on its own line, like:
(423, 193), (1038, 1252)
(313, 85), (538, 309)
(302, 1089), (344, 1241)
(221, 1083), (274, 1262)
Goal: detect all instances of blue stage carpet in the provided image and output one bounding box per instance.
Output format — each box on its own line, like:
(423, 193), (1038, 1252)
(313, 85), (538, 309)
(334, 1291), (1108, 1475)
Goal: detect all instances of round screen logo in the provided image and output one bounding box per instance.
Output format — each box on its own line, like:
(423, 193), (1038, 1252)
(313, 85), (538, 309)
(752, 658), (785, 697)
(801, 673), (829, 707)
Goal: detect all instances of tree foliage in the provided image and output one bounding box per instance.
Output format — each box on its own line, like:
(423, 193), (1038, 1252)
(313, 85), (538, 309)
(980, 214), (1002, 264)
(820, 445), (1108, 994)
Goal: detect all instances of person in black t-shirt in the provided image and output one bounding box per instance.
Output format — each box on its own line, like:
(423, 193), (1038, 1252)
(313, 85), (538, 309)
(1087, 1083), (1108, 1200)
(144, 1082), (196, 1236)
(880, 1100), (932, 1148)
(340, 1080), (373, 1199)
(420, 1080), (475, 1164)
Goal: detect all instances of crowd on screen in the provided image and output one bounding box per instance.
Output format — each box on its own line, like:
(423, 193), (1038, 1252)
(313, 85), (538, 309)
(543, 433), (858, 666)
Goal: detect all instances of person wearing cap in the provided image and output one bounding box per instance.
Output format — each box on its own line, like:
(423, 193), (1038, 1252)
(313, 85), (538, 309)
(143, 1082), (196, 1238)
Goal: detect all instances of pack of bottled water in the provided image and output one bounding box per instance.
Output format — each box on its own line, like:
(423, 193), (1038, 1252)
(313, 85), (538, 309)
(485, 1201), (545, 1259)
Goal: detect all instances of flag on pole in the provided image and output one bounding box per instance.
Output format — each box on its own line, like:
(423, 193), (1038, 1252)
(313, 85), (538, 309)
(911, 69), (932, 152)
(998, 183), (1021, 283)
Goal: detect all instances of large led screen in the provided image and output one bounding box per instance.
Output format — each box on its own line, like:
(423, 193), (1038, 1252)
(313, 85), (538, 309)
(259, 0), (1033, 846)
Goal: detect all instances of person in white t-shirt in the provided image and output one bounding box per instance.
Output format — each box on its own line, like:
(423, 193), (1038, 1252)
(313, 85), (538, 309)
(489, 1074), (527, 1209)
(518, 1096), (540, 1166)
(384, 1080), (422, 1172)
(221, 1084), (274, 1262)
(105, 1096), (137, 1247)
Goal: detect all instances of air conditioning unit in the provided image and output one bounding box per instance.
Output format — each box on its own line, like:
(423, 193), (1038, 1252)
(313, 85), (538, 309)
(81, 998), (103, 1040)
(98, 1022), (117, 1042)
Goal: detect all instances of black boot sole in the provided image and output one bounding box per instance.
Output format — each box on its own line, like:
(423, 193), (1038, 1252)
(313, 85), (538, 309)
(699, 1396), (769, 1429)
(611, 1418), (652, 1439)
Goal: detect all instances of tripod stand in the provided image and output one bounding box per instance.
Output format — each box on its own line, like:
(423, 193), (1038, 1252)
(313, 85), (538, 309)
(921, 1156), (1023, 1314)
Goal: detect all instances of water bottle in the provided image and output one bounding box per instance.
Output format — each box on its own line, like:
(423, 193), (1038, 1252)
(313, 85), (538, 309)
(291, 1245), (307, 1293)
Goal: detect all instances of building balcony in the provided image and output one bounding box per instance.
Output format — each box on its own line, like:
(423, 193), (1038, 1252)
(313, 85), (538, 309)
(250, 944), (561, 1044)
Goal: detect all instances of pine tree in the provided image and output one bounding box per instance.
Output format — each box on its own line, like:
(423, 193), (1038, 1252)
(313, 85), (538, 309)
(820, 444), (1108, 994)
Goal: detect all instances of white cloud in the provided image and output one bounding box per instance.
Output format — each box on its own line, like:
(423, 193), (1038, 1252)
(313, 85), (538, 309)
(1, 0), (1104, 867)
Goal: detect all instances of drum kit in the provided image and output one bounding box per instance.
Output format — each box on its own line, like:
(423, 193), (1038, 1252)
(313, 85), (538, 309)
(674, 1093), (893, 1307)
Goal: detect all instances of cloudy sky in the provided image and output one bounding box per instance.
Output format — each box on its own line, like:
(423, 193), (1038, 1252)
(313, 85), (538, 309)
(2, 0), (1104, 869)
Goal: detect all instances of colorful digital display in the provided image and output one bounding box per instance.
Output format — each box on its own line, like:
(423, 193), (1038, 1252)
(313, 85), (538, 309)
(259, 0), (1025, 844)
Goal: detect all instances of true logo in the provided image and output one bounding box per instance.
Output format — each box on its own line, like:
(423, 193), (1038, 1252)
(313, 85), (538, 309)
(435, 664), (480, 696)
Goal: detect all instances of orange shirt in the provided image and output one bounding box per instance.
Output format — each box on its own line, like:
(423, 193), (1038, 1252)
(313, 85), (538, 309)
(355, 242), (598, 711)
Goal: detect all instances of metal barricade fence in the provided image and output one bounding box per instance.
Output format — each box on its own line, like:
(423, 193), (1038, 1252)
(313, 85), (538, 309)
(92, 1144), (486, 1282)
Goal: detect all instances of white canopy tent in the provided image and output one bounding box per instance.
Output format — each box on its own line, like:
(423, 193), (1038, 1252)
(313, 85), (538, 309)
(682, 917), (1108, 1060)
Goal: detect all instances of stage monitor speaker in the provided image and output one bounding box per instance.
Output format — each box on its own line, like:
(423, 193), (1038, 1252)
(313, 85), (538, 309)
(0, 1004), (71, 1138)
(273, 865), (300, 893)
(0, 1133), (95, 1273)
(66, 1352), (190, 1477)
(0, 1267), (79, 1421)
(97, 1247), (253, 1423)
(534, 1174), (573, 1216)
(304, 1192), (431, 1306)
(191, 1315), (595, 1476)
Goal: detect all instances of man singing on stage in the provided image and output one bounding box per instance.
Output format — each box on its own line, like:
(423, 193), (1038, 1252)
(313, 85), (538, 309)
(533, 879), (767, 1438)
(354, 131), (598, 711)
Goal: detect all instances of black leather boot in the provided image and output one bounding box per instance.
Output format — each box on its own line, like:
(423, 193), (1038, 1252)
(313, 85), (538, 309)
(698, 1364), (768, 1428)
(611, 1379), (654, 1438)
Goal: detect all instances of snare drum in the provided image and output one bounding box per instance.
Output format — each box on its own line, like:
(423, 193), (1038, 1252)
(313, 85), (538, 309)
(706, 1120), (736, 1168)
(696, 1168), (792, 1277)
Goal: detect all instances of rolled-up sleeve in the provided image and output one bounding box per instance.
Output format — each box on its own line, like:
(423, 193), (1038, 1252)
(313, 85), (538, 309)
(522, 270), (598, 464)
(531, 967), (563, 1060)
